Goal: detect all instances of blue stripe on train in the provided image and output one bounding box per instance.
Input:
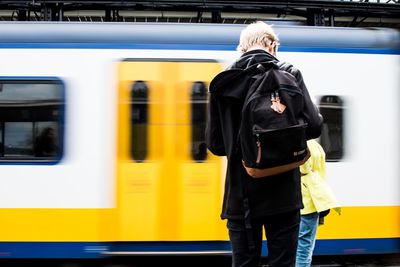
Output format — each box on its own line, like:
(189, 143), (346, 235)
(0, 238), (399, 258)
(260, 238), (400, 256)
(0, 242), (109, 258)
(313, 238), (400, 255)
(0, 43), (399, 54)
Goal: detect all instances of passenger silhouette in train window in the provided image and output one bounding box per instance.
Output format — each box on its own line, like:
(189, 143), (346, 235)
(34, 127), (58, 157)
(319, 95), (344, 160)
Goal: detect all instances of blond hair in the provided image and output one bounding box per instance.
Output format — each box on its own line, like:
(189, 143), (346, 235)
(237, 21), (280, 54)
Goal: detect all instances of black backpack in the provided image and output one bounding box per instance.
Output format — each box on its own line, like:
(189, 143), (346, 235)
(239, 62), (310, 178)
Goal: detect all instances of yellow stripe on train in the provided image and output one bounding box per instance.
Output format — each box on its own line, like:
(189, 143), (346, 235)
(0, 206), (398, 241)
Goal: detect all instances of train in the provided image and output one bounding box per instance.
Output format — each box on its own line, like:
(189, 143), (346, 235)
(0, 22), (399, 259)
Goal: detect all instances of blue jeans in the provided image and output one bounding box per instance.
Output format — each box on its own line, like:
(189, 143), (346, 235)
(227, 210), (300, 267)
(295, 212), (319, 267)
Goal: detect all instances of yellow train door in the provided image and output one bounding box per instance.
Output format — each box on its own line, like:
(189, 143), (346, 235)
(116, 59), (226, 241)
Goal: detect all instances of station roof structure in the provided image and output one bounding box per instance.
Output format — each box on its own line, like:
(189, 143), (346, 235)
(0, 0), (399, 28)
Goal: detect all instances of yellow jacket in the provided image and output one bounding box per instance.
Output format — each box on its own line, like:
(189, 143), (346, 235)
(300, 139), (341, 215)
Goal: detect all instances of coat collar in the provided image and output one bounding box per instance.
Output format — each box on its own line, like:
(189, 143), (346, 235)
(231, 49), (278, 69)
(209, 50), (279, 98)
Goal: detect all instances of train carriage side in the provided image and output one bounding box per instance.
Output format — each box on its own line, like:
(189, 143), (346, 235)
(0, 22), (399, 259)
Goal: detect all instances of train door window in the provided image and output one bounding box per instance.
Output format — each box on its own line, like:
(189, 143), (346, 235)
(0, 80), (64, 162)
(130, 81), (148, 162)
(318, 95), (344, 161)
(191, 81), (208, 162)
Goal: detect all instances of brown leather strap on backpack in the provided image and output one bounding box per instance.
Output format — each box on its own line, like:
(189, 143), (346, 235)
(242, 149), (310, 178)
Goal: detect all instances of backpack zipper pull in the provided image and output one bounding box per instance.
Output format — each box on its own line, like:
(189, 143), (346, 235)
(270, 92), (275, 102)
(274, 91), (286, 114)
(270, 92), (277, 112)
(256, 134), (261, 165)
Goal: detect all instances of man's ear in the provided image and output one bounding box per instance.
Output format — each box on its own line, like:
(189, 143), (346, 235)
(272, 41), (277, 52)
(267, 41), (276, 55)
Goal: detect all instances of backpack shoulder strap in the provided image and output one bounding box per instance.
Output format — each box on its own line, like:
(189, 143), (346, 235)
(277, 61), (301, 78)
(276, 61), (292, 71)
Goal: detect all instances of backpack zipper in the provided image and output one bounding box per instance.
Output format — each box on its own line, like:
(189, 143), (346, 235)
(242, 86), (303, 114)
(256, 133), (261, 165)
(253, 123), (307, 134)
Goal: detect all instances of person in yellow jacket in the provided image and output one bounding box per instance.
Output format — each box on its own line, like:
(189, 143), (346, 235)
(295, 139), (341, 267)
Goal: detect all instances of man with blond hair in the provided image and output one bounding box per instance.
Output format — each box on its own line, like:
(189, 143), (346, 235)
(206, 21), (322, 267)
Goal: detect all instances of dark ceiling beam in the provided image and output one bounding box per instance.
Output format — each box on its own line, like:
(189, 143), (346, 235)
(1, 1), (399, 15)
(0, 0), (399, 25)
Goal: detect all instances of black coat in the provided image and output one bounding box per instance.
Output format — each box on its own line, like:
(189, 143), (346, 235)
(206, 49), (322, 220)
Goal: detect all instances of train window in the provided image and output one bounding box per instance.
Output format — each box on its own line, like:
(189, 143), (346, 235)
(318, 95), (344, 161)
(191, 81), (208, 162)
(130, 81), (148, 162)
(0, 80), (64, 162)
(0, 123), (3, 156)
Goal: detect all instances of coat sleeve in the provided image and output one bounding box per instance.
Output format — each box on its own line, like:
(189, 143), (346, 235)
(291, 67), (323, 140)
(205, 93), (226, 156)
